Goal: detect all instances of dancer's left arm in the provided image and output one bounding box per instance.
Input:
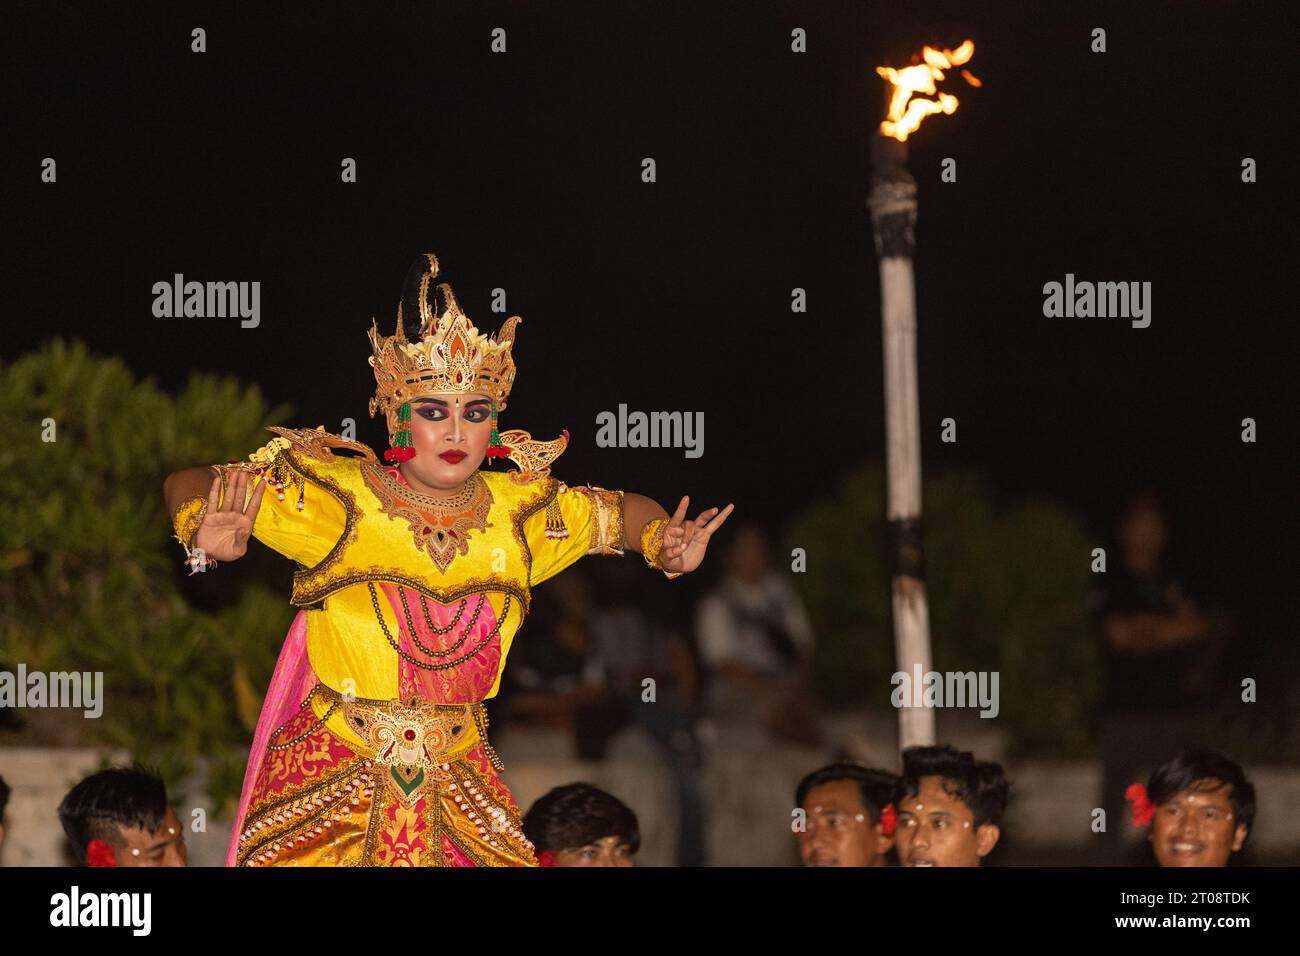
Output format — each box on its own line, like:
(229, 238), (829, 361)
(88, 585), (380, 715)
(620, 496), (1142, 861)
(525, 484), (734, 585)
(623, 492), (735, 574)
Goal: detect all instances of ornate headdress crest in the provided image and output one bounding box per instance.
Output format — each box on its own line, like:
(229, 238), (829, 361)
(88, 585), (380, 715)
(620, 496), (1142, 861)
(366, 253), (568, 484)
(368, 253), (520, 418)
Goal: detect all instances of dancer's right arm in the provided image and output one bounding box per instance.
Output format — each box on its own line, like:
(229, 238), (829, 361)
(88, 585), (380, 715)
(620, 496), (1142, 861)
(164, 466), (219, 517)
(164, 466), (266, 562)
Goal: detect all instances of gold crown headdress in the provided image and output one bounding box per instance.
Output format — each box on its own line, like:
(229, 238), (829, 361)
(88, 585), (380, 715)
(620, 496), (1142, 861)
(366, 253), (569, 484)
(368, 253), (520, 418)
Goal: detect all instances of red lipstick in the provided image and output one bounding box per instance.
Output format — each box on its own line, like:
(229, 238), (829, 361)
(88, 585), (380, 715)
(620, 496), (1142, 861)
(438, 450), (467, 464)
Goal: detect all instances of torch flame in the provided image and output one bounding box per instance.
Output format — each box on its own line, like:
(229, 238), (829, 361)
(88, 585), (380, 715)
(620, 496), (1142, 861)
(876, 40), (978, 142)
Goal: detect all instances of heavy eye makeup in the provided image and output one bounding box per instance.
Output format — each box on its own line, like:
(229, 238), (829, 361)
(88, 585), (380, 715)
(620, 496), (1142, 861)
(413, 399), (491, 423)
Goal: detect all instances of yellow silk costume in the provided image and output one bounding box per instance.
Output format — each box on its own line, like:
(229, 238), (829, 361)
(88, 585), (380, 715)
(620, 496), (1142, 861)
(217, 425), (625, 866)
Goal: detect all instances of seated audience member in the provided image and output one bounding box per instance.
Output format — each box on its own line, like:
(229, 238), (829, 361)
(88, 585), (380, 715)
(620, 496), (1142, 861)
(1127, 749), (1255, 867)
(795, 761), (897, 867)
(0, 774), (10, 856)
(694, 524), (821, 748)
(892, 744), (1009, 868)
(523, 783), (639, 867)
(57, 765), (187, 867)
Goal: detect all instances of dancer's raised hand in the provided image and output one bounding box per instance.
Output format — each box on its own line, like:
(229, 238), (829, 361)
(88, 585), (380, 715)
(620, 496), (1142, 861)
(658, 495), (734, 574)
(193, 470), (266, 561)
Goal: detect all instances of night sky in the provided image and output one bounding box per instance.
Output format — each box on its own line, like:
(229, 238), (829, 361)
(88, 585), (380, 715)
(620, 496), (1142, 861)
(5, 2), (1297, 657)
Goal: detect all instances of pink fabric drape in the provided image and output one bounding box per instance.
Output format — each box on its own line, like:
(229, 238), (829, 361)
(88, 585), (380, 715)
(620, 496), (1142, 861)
(224, 609), (316, 867)
(381, 583), (503, 703)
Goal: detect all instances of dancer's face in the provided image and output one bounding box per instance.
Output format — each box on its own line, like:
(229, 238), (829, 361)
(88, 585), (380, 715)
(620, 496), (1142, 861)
(798, 779), (891, 867)
(894, 776), (998, 867)
(552, 835), (635, 867)
(116, 806), (188, 867)
(387, 392), (492, 491)
(1150, 780), (1246, 867)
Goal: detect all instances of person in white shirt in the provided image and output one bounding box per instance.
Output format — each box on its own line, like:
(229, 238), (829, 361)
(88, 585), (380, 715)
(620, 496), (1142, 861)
(694, 524), (821, 747)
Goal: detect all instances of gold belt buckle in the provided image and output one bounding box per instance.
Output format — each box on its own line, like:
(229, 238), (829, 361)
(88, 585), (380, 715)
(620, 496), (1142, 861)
(342, 694), (474, 769)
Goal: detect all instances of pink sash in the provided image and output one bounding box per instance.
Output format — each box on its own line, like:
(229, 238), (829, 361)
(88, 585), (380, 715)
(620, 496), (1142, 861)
(224, 610), (315, 867)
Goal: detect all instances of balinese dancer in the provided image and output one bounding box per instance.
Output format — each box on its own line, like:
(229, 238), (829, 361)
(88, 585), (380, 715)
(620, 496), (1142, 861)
(162, 254), (733, 866)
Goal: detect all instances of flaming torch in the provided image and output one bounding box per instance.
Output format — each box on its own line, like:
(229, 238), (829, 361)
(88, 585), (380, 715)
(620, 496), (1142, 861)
(867, 41), (978, 752)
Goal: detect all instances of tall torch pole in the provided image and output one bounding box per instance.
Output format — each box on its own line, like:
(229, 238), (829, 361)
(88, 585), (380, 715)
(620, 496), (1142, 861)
(865, 40), (976, 752)
(868, 133), (935, 752)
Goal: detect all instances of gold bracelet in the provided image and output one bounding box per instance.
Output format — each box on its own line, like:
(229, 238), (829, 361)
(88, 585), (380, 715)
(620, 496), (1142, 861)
(640, 517), (683, 580)
(173, 495), (206, 550)
(172, 495), (216, 573)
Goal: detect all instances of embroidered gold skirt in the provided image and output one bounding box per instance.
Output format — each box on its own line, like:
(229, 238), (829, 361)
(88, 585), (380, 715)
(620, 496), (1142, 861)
(235, 688), (537, 866)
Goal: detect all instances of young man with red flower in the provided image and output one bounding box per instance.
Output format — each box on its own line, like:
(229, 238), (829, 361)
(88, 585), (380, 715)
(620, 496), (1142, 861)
(794, 762), (897, 867)
(1126, 749), (1254, 867)
(57, 765), (187, 868)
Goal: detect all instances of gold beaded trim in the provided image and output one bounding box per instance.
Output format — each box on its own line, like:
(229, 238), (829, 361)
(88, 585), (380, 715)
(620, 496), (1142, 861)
(266, 685), (339, 751)
(471, 702), (506, 772)
(368, 582), (511, 671)
(640, 516), (683, 580)
(399, 590), (480, 658)
(567, 484), (625, 556)
(542, 496), (569, 540)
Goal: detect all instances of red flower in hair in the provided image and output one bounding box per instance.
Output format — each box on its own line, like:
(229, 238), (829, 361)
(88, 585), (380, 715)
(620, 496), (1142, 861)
(536, 851), (556, 867)
(86, 838), (118, 868)
(1125, 783), (1156, 827)
(879, 803), (897, 836)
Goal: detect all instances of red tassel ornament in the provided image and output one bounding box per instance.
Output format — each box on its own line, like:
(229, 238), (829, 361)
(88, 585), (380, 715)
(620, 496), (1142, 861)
(385, 401), (417, 462)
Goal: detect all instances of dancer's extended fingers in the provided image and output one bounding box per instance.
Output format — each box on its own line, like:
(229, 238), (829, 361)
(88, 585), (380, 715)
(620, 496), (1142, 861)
(236, 470), (252, 512)
(206, 473), (222, 514)
(245, 474), (268, 519)
(676, 522), (696, 554)
(667, 495), (690, 529)
(703, 503), (735, 533)
(691, 507), (720, 529)
(225, 471), (246, 512)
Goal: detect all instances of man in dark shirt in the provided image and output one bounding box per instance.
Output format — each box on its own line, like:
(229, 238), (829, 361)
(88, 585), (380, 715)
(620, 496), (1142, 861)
(1094, 493), (1207, 860)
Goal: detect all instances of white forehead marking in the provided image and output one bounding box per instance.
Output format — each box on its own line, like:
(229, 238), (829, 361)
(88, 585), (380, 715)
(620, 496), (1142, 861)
(131, 848), (141, 856)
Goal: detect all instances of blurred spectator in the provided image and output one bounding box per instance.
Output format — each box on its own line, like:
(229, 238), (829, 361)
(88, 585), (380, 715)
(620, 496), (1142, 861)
(587, 559), (706, 865)
(695, 524), (821, 748)
(57, 765), (187, 867)
(1141, 749), (1254, 868)
(795, 762), (897, 867)
(0, 773), (10, 858)
(496, 571), (617, 758)
(892, 745), (1009, 868)
(1093, 493), (1207, 859)
(523, 783), (639, 867)
(0, 662), (22, 732)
